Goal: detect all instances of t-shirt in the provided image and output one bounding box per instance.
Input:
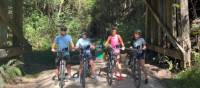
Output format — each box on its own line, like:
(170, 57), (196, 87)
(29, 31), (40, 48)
(132, 38), (146, 48)
(54, 35), (72, 55)
(76, 38), (91, 49)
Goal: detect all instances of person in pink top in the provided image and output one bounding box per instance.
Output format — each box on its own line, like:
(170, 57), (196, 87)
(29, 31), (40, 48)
(105, 27), (125, 80)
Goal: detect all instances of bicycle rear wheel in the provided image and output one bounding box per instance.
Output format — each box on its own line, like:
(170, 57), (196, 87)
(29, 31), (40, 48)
(132, 59), (141, 88)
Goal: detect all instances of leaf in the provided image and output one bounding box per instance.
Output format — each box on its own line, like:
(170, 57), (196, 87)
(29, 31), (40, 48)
(6, 59), (24, 67)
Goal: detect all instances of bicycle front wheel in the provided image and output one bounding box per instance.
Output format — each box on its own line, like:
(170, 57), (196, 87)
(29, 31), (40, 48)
(132, 59), (141, 88)
(80, 60), (87, 88)
(59, 59), (66, 88)
(107, 59), (113, 86)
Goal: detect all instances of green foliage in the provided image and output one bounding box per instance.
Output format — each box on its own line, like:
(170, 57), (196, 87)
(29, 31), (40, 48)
(167, 51), (200, 88)
(191, 23), (200, 36)
(24, 0), (96, 50)
(0, 75), (4, 88)
(0, 59), (23, 84)
(167, 67), (200, 88)
(24, 11), (52, 50)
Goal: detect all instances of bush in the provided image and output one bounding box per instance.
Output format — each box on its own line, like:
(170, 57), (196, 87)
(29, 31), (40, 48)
(0, 59), (23, 85)
(167, 51), (200, 88)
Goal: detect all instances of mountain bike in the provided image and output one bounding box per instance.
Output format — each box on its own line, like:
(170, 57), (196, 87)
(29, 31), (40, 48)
(79, 45), (91, 88)
(57, 48), (69, 88)
(127, 48), (142, 88)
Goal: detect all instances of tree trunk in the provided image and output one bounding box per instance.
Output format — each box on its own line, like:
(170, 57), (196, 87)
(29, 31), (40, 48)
(12, 0), (24, 47)
(180, 0), (192, 68)
(0, 0), (8, 48)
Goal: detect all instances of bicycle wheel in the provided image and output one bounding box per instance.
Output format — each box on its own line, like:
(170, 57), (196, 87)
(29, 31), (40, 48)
(59, 59), (66, 88)
(107, 58), (113, 86)
(81, 60), (87, 88)
(133, 59), (141, 88)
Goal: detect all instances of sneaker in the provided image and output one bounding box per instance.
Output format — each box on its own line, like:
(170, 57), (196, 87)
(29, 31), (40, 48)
(145, 78), (148, 84)
(91, 75), (98, 81)
(75, 77), (81, 83)
(52, 75), (57, 80)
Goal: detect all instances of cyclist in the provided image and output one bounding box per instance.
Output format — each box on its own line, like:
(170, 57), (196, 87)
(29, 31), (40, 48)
(51, 26), (75, 79)
(130, 29), (148, 84)
(76, 32), (97, 80)
(104, 27), (125, 80)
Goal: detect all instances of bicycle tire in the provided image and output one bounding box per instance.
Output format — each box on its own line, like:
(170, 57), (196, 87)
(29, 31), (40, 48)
(132, 58), (141, 88)
(81, 60), (87, 88)
(107, 58), (113, 86)
(59, 59), (66, 88)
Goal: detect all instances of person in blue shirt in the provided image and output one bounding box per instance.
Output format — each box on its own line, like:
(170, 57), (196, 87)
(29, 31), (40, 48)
(51, 26), (75, 79)
(130, 29), (148, 84)
(76, 32), (97, 80)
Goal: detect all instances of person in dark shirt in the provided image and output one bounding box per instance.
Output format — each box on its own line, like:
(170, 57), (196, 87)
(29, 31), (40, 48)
(130, 29), (148, 84)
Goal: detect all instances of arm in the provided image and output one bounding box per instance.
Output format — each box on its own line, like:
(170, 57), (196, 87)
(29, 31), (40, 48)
(104, 36), (111, 47)
(142, 39), (147, 50)
(70, 41), (75, 49)
(118, 35), (125, 47)
(142, 44), (147, 50)
(51, 37), (57, 52)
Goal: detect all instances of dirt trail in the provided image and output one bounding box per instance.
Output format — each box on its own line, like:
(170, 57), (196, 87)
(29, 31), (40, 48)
(5, 63), (168, 88)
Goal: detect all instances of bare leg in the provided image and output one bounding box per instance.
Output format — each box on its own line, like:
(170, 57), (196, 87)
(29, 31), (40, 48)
(116, 55), (123, 78)
(89, 59), (96, 76)
(67, 65), (71, 77)
(56, 67), (59, 76)
(139, 59), (147, 79)
(79, 61), (83, 76)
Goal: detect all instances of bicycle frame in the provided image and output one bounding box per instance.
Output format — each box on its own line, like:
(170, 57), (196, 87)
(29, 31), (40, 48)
(127, 48), (141, 88)
(57, 48), (68, 88)
(80, 47), (91, 88)
(106, 46), (117, 86)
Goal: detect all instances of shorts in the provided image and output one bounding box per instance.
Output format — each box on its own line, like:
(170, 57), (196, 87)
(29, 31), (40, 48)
(80, 50), (96, 61)
(136, 51), (145, 60)
(55, 55), (71, 67)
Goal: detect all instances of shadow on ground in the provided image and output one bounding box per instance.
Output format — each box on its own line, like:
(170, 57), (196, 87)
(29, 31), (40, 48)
(22, 50), (80, 76)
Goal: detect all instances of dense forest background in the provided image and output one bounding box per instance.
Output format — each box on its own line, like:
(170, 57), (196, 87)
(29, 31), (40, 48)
(0, 0), (200, 88)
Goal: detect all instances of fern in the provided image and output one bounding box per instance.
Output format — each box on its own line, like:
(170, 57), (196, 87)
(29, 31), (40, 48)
(6, 59), (24, 67)
(0, 59), (23, 83)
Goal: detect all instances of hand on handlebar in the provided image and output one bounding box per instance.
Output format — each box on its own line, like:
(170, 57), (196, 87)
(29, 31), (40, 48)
(51, 48), (56, 53)
(121, 46), (125, 51)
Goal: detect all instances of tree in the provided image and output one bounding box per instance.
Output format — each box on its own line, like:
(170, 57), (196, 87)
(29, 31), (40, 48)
(0, 0), (8, 48)
(12, 0), (24, 47)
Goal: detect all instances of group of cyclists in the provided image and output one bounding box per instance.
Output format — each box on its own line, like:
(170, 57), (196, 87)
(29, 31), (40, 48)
(51, 25), (148, 85)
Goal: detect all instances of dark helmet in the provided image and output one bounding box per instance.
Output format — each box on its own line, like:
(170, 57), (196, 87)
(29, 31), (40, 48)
(82, 32), (88, 36)
(60, 26), (67, 31)
(134, 29), (142, 34)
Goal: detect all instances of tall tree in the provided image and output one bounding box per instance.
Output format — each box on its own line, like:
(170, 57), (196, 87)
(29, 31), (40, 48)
(0, 0), (8, 48)
(180, 0), (192, 68)
(12, 0), (24, 47)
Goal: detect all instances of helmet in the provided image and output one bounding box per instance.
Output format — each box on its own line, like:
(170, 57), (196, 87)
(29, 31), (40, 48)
(134, 29), (142, 33)
(82, 32), (88, 36)
(60, 26), (67, 31)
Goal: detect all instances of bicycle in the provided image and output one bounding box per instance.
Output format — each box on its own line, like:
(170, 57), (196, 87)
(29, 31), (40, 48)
(56, 48), (69, 88)
(106, 45), (122, 86)
(126, 48), (142, 88)
(79, 45), (91, 88)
